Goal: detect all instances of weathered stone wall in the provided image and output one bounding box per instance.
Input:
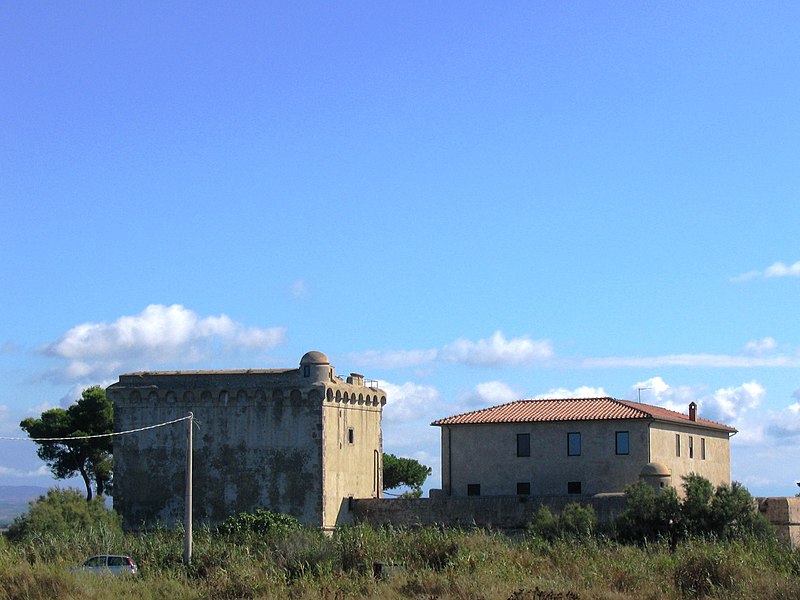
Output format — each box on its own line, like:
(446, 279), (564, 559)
(110, 371), (326, 529)
(757, 497), (800, 548)
(108, 355), (386, 531)
(356, 495), (800, 549)
(353, 494), (626, 530)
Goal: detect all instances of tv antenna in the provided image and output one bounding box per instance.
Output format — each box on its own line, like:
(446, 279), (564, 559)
(637, 387), (652, 403)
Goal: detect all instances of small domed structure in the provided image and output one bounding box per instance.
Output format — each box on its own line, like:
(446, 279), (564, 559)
(300, 351), (333, 382)
(640, 462), (672, 493)
(300, 351), (330, 365)
(640, 462), (671, 477)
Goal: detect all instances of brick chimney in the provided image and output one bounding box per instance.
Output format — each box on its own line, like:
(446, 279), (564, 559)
(689, 401), (697, 421)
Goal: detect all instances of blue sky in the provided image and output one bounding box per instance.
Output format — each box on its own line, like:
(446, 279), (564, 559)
(2, 2), (799, 496)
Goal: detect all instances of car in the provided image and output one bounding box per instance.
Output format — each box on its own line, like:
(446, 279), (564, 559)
(72, 554), (138, 575)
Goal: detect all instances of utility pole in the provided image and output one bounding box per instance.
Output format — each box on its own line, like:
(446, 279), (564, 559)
(184, 412), (193, 567)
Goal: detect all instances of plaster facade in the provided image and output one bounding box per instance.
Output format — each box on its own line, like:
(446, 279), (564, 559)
(440, 419), (651, 497)
(107, 352), (385, 531)
(433, 397), (735, 499)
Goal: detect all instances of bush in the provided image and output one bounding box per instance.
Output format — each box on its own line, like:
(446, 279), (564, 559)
(618, 475), (772, 546)
(616, 481), (680, 543)
(528, 505), (559, 540)
(5, 488), (121, 544)
(709, 481), (773, 541)
(528, 503), (598, 540)
(216, 508), (303, 538)
(559, 502), (597, 537)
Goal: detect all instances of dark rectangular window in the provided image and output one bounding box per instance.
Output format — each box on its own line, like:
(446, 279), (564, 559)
(517, 482), (530, 496)
(676, 433), (681, 457)
(689, 435), (694, 459)
(467, 484), (481, 496)
(567, 481), (582, 494)
(701, 438), (706, 460)
(303, 365), (310, 377)
(348, 428), (354, 444)
(517, 433), (530, 457)
(567, 432), (581, 456)
(616, 431), (629, 455)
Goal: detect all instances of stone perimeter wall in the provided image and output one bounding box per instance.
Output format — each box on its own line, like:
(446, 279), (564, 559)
(353, 494), (626, 531)
(353, 495), (800, 547)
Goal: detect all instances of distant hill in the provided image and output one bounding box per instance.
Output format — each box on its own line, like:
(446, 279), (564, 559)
(0, 485), (48, 527)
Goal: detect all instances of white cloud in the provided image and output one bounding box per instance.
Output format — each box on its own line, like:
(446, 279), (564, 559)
(732, 260), (800, 281)
(0, 464), (50, 478)
(534, 386), (607, 399)
(703, 381), (764, 423)
(765, 261), (800, 278)
(455, 380), (521, 412)
(350, 331), (553, 369)
(351, 349), (439, 369)
(440, 331), (553, 366)
(379, 380), (440, 423)
(41, 304), (286, 382)
(743, 337), (777, 356)
(289, 279), (309, 299)
(582, 352), (800, 369)
(628, 377), (765, 444)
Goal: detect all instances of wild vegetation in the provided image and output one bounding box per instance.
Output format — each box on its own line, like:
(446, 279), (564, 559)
(1, 479), (797, 600)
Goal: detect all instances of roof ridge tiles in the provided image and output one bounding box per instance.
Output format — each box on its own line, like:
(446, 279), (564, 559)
(431, 395), (736, 432)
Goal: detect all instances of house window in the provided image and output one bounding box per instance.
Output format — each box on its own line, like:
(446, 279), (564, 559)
(303, 365), (310, 377)
(567, 481), (582, 494)
(689, 436), (694, 459)
(517, 482), (531, 496)
(348, 428), (354, 444)
(467, 484), (481, 496)
(676, 434), (681, 457)
(701, 438), (706, 460)
(615, 431), (629, 455)
(567, 432), (581, 456)
(517, 433), (531, 457)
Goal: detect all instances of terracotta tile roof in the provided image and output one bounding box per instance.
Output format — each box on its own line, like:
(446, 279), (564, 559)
(431, 397), (737, 433)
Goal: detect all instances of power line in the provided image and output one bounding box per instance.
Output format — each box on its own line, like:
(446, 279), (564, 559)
(0, 414), (193, 442)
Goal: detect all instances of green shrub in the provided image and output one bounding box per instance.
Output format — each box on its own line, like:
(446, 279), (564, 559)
(681, 474), (714, 538)
(215, 508), (302, 538)
(618, 476), (769, 545)
(4, 488), (122, 544)
(559, 502), (597, 537)
(709, 481), (773, 541)
(528, 505), (559, 540)
(616, 481), (680, 543)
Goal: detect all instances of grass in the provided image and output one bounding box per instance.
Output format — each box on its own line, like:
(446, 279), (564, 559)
(1, 524), (799, 599)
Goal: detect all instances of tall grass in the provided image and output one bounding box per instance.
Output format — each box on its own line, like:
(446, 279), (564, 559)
(2, 524), (799, 599)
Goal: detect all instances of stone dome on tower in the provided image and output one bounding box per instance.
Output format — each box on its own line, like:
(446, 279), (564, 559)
(300, 351), (330, 366)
